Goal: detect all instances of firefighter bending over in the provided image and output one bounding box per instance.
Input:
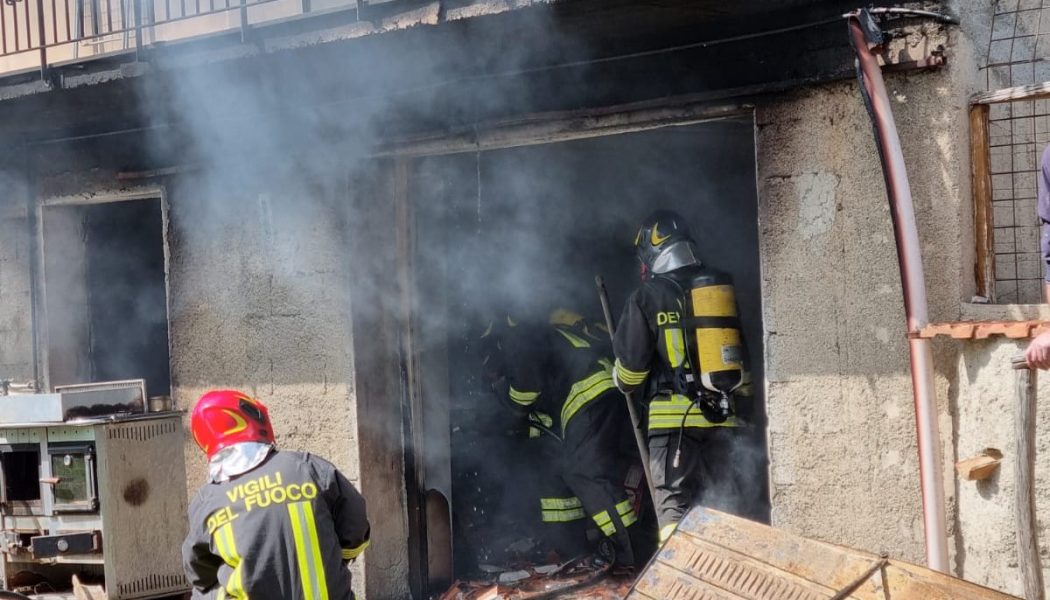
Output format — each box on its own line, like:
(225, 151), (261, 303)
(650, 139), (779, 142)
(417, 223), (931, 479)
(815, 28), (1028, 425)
(613, 210), (753, 544)
(495, 309), (642, 570)
(182, 390), (370, 600)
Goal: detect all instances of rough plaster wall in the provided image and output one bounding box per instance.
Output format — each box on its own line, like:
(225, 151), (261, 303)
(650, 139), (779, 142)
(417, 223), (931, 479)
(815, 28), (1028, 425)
(0, 190), (33, 382)
(954, 337), (1050, 597)
(164, 177), (367, 593)
(756, 23), (975, 563)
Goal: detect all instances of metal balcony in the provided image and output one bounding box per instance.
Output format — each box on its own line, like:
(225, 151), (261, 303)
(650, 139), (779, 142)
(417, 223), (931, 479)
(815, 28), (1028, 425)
(0, 0), (357, 80)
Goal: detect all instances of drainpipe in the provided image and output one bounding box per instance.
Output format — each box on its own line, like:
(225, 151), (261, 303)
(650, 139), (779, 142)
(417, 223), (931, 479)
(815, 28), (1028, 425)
(846, 9), (948, 573)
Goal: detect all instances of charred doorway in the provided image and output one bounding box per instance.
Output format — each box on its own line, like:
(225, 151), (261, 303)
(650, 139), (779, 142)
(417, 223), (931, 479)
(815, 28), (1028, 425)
(403, 115), (767, 587)
(38, 195), (172, 397)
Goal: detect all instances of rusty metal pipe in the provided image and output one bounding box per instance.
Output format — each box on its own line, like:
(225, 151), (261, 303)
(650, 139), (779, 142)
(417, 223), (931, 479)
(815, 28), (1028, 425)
(847, 13), (948, 572)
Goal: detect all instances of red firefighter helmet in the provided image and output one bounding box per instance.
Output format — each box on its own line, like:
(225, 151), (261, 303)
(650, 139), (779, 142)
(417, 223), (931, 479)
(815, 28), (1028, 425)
(190, 390), (275, 458)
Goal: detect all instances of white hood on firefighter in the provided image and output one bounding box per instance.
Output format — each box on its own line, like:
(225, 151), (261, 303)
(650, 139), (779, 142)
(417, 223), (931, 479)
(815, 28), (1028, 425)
(209, 441), (275, 482)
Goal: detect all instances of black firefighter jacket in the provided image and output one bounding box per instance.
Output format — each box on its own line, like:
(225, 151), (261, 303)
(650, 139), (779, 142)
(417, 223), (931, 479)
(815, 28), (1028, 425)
(182, 450), (370, 600)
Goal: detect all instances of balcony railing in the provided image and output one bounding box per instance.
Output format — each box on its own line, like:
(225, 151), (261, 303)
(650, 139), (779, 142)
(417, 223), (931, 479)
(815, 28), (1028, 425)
(0, 0), (353, 80)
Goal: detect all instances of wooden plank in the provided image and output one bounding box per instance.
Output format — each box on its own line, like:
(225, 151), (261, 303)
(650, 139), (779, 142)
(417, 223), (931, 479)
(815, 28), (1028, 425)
(970, 103), (996, 301)
(629, 508), (1022, 600)
(955, 448), (1002, 481)
(972, 81), (1050, 105)
(1013, 362), (1044, 600)
(882, 563), (1020, 600)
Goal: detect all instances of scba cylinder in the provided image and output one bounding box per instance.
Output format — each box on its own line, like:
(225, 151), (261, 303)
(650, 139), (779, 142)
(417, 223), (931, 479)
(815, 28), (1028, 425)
(683, 268), (745, 396)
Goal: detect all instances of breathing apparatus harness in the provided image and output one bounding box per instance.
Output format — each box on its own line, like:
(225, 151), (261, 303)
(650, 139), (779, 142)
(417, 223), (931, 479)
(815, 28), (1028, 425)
(653, 273), (739, 469)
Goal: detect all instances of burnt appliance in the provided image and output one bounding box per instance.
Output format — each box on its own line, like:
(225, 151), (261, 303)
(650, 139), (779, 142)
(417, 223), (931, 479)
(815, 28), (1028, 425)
(0, 380), (188, 599)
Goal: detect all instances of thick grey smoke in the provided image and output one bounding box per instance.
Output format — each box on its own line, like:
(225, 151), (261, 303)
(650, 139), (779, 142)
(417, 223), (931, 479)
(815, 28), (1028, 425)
(0, 2), (768, 589)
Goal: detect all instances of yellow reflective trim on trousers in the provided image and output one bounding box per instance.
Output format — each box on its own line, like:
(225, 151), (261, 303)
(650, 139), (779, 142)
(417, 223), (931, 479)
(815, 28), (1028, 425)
(212, 524), (247, 599)
(509, 386), (540, 406)
(541, 497), (582, 510)
(542, 508), (586, 522)
(659, 523), (678, 543)
(592, 510), (616, 536)
(288, 501), (329, 600)
(664, 328), (686, 368)
(561, 370), (616, 432)
(555, 328), (591, 348)
(615, 499), (637, 528)
(613, 359), (648, 385)
(342, 540), (369, 561)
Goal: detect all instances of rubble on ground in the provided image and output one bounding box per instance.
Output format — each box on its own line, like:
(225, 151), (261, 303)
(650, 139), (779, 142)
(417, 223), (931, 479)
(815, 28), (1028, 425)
(437, 555), (632, 600)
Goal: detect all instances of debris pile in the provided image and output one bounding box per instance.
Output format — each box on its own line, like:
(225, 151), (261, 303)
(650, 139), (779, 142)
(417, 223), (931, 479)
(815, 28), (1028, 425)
(437, 555), (632, 600)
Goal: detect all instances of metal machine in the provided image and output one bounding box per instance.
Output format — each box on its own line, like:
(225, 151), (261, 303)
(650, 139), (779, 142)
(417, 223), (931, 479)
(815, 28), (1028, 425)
(0, 380), (188, 599)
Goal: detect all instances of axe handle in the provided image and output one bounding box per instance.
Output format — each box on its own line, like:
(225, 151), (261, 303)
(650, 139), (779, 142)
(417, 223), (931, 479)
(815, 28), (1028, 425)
(596, 275), (657, 508)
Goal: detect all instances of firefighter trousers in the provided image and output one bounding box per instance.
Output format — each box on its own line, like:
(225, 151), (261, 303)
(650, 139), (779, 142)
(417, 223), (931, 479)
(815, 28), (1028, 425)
(559, 395), (638, 567)
(649, 427), (743, 542)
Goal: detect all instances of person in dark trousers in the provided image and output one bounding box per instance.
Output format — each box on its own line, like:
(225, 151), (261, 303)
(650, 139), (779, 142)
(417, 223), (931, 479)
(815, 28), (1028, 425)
(490, 309), (642, 570)
(612, 210), (754, 544)
(182, 390), (370, 600)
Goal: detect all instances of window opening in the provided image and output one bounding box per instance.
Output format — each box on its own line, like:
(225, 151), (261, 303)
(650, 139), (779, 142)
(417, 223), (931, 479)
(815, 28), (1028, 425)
(42, 197), (172, 396)
(0, 444), (42, 515)
(974, 1), (1050, 303)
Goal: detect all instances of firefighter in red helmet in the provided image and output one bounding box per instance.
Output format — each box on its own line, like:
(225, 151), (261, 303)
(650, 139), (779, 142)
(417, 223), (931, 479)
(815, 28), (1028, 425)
(182, 390), (370, 600)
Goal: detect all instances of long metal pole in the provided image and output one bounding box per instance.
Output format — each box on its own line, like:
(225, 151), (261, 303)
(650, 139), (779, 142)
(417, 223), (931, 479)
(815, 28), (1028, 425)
(596, 276), (658, 508)
(847, 14), (948, 572)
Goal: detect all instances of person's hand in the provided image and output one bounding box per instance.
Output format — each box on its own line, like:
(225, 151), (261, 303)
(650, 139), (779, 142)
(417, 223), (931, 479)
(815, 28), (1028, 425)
(1025, 330), (1050, 369)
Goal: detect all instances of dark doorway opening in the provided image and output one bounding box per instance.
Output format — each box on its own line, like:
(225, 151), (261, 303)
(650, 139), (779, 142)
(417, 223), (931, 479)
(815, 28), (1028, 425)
(41, 198), (171, 397)
(405, 117), (768, 584)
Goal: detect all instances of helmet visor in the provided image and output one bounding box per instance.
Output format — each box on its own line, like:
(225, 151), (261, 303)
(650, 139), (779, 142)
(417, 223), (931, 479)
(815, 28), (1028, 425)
(651, 240), (699, 274)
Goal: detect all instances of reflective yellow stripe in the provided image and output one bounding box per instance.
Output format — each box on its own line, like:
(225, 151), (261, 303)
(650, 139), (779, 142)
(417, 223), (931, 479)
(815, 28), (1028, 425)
(659, 523), (678, 543)
(542, 508), (586, 522)
(664, 329), (686, 368)
(342, 540), (369, 560)
(555, 328), (591, 348)
(528, 427), (541, 438)
(613, 359), (649, 385)
(592, 510), (617, 536)
(616, 499), (637, 528)
(212, 524), (247, 599)
(509, 386), (540, 406)
(227, 565), (246, 599)
(541, 497), (582, 510)
(648, 395), (738, 430)
(288, 501), (329, 600)
(530, 412), (553, 427)
(560, 369), (616, 432)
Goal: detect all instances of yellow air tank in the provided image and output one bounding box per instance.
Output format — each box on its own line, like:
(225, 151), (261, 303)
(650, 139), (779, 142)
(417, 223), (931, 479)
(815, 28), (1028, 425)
(682, 268), (745, 396)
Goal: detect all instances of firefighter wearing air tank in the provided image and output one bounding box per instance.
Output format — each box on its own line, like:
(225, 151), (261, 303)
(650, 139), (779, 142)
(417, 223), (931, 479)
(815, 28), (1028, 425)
(499, 309), (641, 569)
(612, 210), (752, 543)
(182, 390), (370, 600)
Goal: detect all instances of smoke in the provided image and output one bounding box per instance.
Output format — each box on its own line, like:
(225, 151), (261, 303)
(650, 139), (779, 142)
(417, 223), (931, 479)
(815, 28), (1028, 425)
(0, 1), (768, 588)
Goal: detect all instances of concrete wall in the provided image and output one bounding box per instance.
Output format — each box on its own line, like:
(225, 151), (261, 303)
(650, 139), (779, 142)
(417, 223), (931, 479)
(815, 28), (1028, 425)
(953, 328), (1050, 597)
(0, 176), (33, 383)
(755, 16), (977, 565)
(164, 172), (389, 597)
(17, 163), (401, 596)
